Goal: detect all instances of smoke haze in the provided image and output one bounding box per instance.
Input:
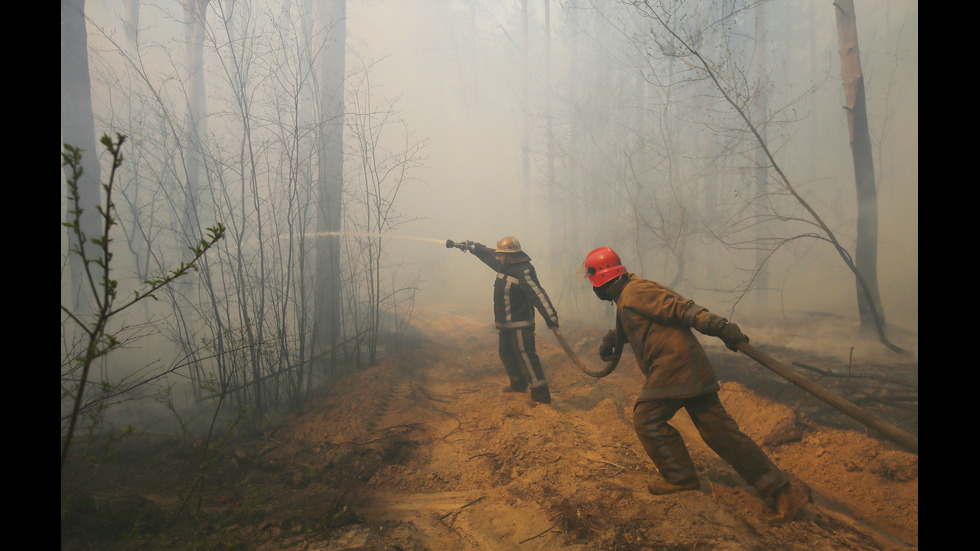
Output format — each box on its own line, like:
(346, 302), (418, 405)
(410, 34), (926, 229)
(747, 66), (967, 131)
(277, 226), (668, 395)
(63, 0), (917, 421)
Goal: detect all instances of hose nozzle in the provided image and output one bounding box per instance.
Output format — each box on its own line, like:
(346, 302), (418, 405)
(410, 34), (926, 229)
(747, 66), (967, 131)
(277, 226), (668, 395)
(447, 239), (472, 251)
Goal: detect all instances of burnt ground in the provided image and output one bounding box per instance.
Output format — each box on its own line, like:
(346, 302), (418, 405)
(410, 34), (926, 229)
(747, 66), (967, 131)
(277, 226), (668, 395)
(61, 305), (918, 550)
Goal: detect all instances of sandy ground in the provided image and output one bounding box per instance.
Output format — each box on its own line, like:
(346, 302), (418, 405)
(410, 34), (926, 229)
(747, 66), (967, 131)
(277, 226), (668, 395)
(61, 304), (918, 550)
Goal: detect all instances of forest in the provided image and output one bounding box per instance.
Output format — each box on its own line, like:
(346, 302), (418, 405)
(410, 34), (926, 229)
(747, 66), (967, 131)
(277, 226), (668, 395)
(61, 1), (917, 549)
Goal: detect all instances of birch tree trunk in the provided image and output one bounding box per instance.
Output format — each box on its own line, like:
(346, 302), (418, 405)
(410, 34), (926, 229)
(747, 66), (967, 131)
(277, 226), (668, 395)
(313, 0), (346, 374)
(834, 0), (883, 330)
(61, 0), (101, 314)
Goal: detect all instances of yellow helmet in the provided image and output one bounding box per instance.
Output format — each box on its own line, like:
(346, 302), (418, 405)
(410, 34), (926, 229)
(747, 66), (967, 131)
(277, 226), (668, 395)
(495, 236), (522, 253)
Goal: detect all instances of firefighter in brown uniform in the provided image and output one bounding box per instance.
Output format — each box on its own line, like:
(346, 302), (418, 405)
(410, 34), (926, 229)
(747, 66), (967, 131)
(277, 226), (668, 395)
(451, 236), (559, 404)
(583, 246), (810, 523)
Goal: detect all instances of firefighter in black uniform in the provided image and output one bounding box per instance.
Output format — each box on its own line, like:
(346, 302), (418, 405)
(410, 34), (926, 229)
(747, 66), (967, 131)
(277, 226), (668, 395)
(450, 236), (559, 404)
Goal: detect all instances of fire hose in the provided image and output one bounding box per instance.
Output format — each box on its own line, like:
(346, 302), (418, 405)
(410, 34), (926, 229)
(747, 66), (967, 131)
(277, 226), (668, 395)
(446, 238), (916, 453)
(735, 341), (918, 453)
(447, 239), (625, 378)
(551, 327), (917, 454)
(550, 327), (622, 379)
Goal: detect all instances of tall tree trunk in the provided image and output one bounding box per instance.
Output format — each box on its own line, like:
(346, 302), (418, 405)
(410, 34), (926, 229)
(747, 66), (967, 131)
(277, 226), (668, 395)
(296, 0), (317, 396)
(121, 0), (147, 279)
(808, 0), (817, 179)
(61, 0), (101, 314)
(699, 2), (719, 291)
(314, 0), (346, 375)
(834, 0), (883, 330)
(183, 0), (209, 241)
(123, 0), (141, 43)
(752, 2), (769, 313)
(520, 0), (530, 235)
(544, 0), (556, 258)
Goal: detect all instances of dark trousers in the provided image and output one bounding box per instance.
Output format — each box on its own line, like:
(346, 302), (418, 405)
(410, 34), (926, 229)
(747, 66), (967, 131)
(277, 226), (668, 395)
(633, 392), (787, 497)
(498, 328), (549, 393)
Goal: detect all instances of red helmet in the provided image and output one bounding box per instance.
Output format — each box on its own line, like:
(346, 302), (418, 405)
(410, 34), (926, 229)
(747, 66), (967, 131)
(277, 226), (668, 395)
(584, 247), (627, 287)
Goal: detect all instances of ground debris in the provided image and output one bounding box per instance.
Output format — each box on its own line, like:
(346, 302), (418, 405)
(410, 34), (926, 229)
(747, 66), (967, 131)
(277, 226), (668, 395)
(62, 307), (918, 550)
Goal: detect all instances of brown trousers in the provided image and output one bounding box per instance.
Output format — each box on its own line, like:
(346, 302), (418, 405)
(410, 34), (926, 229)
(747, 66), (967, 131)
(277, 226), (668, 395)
(633, 392), (787, 498)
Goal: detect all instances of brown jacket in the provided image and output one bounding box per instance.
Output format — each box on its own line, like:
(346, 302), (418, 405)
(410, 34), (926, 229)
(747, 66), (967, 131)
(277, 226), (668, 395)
(607, 274), (720, 400)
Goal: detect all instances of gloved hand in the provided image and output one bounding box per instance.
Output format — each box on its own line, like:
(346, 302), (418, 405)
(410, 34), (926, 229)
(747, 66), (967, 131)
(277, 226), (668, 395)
(719, 322), (749, 352)
(693, 309), (727, 335)
(547, 319), (559, 330)
(599, 329), (619, 361)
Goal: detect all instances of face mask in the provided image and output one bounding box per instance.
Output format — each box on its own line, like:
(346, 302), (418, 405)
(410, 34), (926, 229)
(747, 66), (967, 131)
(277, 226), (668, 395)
(593, 274), (625, 301)
(593, 284), (611, 301)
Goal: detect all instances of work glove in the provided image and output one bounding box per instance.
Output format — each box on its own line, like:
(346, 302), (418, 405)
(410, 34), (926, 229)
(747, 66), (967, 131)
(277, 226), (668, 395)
(692, 309), (727, 336)
(546, 318), (559, 330)
(599, 329), (619, 361)
(719, 322), (749, 352)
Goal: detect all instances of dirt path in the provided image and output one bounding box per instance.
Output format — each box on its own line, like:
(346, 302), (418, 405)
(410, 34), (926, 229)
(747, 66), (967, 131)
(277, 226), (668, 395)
(62, 305), (918, 550)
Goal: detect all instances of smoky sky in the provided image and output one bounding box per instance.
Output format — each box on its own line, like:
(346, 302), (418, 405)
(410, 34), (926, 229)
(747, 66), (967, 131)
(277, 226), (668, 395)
(70, 0), (917, 333)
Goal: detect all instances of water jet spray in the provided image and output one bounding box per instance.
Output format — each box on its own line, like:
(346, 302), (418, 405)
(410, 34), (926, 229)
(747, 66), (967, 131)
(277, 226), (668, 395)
(286, 231), (450, 246)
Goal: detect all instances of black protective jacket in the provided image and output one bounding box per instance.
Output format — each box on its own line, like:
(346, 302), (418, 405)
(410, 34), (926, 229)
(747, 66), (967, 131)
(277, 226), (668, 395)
(470, 243), (559, 331)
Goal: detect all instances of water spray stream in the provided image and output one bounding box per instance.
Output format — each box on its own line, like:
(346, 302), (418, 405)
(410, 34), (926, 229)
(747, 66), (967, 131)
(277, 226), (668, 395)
(245, 231), (450, 250)
(288, 231), (448, 246)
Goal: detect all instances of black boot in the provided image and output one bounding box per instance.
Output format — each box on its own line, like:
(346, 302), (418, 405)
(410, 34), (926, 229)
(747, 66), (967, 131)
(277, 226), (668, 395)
(530, 385), (552, 404)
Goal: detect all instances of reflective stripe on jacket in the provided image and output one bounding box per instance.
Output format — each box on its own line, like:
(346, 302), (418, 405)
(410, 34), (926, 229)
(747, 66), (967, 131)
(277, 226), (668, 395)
(471, 244), (559, 331)
(607, 273), (719, 400)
